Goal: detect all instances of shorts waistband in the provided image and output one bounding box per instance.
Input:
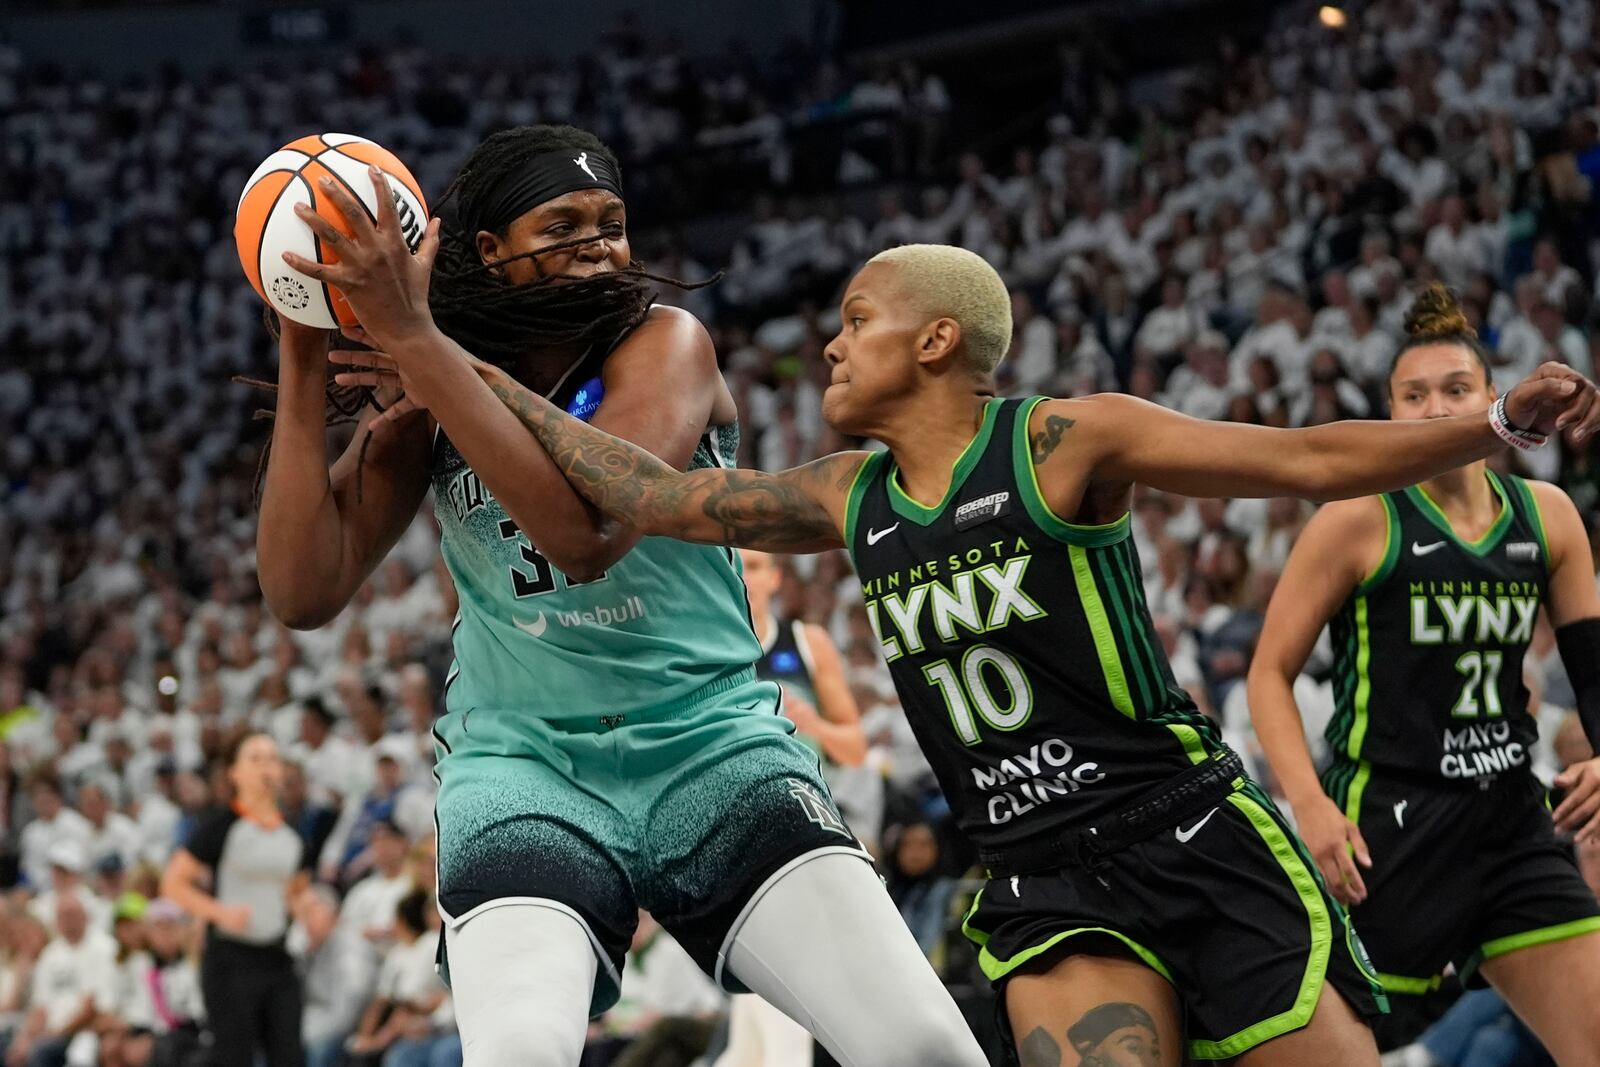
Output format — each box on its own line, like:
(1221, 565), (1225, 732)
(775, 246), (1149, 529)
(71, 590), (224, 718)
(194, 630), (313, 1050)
(529, 667), (763, 731)
(980, 750), (1244, 878)
(1340, 761), (1539, 794)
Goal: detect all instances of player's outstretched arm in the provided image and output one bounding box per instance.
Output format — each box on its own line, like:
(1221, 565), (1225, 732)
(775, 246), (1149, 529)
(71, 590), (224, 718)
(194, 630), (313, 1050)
(1055, 362), (1600, 502)
(484, 366), (866, 553)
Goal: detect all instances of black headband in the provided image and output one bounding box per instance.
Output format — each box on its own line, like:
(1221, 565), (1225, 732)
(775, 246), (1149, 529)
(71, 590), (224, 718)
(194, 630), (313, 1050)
(467, 149), (625, 234)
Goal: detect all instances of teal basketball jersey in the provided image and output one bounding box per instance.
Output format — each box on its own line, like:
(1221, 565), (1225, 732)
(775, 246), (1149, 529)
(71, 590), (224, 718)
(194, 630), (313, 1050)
(430, 341), (761, 719)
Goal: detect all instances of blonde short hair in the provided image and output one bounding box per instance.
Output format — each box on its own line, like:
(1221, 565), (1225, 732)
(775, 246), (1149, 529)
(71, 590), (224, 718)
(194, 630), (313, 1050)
(868, 244), (1013, 373)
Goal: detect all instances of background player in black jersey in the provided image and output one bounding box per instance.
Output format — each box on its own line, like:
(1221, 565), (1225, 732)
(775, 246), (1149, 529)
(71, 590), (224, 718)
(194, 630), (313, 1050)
(334, 244), (1600, 1067)
(1248, 285), (1600, 1066)
(744, 549), (869, 770)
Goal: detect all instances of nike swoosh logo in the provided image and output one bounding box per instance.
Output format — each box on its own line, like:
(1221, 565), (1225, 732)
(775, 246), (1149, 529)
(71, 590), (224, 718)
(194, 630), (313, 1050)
(1174, 807), (1219, 843)
(1411, 541), (1446, 556)
(1393, 800), (1407, 828)
(866, 523), (900, 546)
(513, 612), (548, 637)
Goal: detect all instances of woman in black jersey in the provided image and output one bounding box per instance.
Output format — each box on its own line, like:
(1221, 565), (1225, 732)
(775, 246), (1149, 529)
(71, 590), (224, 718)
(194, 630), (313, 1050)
(1249, 285), (1600, 1064)
(161, 731), (309, 1067)
(327, 235), (1600, 1066)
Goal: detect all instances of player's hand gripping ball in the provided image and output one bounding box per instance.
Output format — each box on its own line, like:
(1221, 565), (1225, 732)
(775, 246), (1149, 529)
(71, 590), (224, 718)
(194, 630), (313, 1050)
(235, 133), (428, 328)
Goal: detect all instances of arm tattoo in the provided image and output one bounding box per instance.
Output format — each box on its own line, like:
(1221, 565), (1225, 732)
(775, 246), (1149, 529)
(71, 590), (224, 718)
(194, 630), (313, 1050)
(1018, 1026), (1063, 1067)
(489, 378), (849, 550)
(1031, 414), (1077, 464)
(1066, 1002), (1161, 1067)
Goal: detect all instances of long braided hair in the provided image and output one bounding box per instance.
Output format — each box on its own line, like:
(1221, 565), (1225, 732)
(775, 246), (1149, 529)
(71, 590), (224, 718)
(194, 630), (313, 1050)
(243, 124), (716, 503)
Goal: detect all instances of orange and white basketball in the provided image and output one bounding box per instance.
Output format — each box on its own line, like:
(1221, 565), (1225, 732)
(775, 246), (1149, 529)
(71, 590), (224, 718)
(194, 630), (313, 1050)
(235, 133), (428, 329)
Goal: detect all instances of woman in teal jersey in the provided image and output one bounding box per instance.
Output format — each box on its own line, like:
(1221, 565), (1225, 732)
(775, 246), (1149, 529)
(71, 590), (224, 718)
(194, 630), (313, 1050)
(260, 128), (986, 1067)
(1249, 285), (1600, 1063)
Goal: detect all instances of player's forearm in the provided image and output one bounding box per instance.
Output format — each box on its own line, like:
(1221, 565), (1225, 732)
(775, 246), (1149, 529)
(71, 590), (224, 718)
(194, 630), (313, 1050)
(479, 362), (851, 551)
(255, 355), (349, 624)
(390, 331), (637, 576)
(473, 359), (707, 537)
(1296, 415), (1504, 502)
(1245, 669), (1329, 810)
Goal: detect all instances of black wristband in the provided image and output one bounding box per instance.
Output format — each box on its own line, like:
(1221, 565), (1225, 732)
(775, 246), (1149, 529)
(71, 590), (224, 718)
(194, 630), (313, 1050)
(1556, 618), (1600, 754)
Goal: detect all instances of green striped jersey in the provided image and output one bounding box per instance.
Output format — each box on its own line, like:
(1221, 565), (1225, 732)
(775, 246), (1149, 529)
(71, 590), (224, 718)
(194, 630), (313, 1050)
(844, 396), (1224, 848)
(1324, 472), (1548, 804)
(430, 340), (761, 720)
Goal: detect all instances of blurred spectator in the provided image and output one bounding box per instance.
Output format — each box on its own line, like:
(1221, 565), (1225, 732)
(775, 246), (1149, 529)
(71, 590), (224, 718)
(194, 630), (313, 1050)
(5, 894), (115, 1067)
(884, 822), (958, 957)
(345, 890), (457, 1067)
(291, 886), (374, 1067)
(587, 913), (723, 1067)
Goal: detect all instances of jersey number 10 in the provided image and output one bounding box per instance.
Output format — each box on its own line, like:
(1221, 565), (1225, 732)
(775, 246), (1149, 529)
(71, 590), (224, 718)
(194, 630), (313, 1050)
(923, 645), (1034, 746)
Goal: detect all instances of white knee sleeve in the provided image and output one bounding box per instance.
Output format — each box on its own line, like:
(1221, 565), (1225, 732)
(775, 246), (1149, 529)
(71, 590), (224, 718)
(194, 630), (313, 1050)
(445, 903), (597, 1067)
(723, 852), (987, 1067)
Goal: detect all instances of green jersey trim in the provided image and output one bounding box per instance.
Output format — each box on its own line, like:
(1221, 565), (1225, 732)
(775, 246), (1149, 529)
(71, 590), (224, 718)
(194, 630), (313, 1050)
(1344, 597), (1375, 762)
(1188, 791), (1332, 1060)
(843, 452), (883, 550)
(1358, 495), (1403, 592)
(975, 924), (1175, 986)
(1343, 760), (1374, 824)
(1463, 917), (1600, 982)
(885, 398), (1002, 525)
(1375, 971), (1446, 995)
(1504, 475), (1550, 568)
(1069, 544), (1136, 718)
(1013, 395), (1131, 547)
(1403, 472), (1513, 558)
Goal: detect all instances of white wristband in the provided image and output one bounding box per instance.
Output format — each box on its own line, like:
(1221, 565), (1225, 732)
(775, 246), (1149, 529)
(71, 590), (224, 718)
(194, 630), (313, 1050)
(1488, 395), (1548, 452)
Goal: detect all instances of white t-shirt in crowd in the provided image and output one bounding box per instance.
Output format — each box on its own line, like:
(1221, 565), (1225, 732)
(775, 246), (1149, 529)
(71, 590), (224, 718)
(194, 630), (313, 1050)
(30, 931), (117, 1031)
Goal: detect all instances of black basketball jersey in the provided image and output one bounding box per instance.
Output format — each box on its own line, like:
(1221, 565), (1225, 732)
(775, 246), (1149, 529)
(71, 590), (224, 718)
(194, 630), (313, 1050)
(845, 396), (1224, 849)
(757, 616), (820, 710)
(1324, 472), (1549, 797)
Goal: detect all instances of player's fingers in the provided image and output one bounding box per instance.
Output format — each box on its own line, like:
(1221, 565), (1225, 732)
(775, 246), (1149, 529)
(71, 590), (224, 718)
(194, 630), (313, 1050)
(1557, 789), (1600, 835)
(291, 202), (348, 249)
(1579, 807), (1600, 845)
(416, 217), (442, 274)
(1569, 383), (1600, 443)
(281, 249), (351, 286)
(1347, 822), (1373, 868)
(1316, 852), (1355, 905)
(340, 324), (375, 348)
(1554, 380), (1594, 428)
(328, 348), (398, 370)
(333, 371), (399, 389)
(1553, 775), (1600, 829)
(1335, 846), (1367, 903)
(369, 166), (401, 234)
(315, 175), (375, 241)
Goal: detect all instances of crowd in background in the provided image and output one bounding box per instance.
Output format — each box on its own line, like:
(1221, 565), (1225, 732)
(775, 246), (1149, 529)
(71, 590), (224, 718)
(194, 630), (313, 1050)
(3, 0), (1600, 1063)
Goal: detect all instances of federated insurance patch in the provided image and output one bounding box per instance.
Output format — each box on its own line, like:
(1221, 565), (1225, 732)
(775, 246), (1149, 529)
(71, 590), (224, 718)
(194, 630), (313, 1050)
(954, 490), (1012, 531)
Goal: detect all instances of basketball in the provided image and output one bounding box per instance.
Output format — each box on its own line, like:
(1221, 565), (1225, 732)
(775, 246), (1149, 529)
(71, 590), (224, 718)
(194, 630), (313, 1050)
(234, 132), (428, 329)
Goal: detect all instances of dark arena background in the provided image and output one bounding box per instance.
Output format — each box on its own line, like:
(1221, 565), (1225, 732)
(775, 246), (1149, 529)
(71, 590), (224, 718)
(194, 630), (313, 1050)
(1, 1), (1598, 1065)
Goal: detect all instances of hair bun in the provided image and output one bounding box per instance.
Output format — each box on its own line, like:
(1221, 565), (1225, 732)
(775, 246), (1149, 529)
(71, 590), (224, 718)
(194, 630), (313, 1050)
(1404, 283), (1476, 339)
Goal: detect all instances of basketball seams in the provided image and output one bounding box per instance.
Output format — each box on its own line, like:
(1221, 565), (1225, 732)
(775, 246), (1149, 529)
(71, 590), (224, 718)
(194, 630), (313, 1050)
(257, 173), (311, 321)
(237, 170), (294, 298)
